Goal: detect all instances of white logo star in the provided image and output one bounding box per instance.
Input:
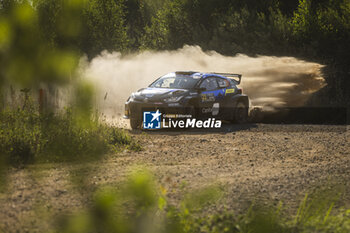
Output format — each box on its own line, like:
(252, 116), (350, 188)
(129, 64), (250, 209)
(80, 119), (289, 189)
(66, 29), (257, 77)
(151, 110), (161, 122)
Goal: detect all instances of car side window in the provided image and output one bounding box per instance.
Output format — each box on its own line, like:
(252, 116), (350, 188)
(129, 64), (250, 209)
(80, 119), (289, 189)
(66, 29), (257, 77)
(199, 78), (218, 91)
(217, 78), (230, 88)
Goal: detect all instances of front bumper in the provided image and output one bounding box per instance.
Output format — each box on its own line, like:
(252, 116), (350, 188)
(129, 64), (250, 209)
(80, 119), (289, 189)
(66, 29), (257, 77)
(124, 100), (192, 119)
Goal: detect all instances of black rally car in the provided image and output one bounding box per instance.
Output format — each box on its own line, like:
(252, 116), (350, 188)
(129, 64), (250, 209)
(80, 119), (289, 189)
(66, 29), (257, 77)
(124, 71), (249, 129)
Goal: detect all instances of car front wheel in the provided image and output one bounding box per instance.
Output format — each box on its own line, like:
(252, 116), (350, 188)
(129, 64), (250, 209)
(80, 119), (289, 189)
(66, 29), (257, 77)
(129, 112), (142, 130)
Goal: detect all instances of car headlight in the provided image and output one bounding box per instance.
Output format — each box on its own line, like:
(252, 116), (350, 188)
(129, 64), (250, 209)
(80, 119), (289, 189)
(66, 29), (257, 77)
(163, 96), (183, 103)
(128, 93), (136, 101)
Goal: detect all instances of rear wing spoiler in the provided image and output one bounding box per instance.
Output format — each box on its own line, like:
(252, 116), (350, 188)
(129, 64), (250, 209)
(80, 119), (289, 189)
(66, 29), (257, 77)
(210, 73), (242, 85)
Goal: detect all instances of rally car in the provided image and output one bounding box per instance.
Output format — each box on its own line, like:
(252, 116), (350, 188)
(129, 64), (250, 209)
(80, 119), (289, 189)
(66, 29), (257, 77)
(124, 71), (249, 129)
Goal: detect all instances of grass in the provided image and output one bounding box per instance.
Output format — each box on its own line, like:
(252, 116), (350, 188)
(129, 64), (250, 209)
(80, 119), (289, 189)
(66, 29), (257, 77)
(0, 102), (140, 167)
(56, 171), (350, 233)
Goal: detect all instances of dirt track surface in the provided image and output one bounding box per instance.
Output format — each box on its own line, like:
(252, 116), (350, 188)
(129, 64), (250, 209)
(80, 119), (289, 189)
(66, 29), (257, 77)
(1, 124), (349, 232)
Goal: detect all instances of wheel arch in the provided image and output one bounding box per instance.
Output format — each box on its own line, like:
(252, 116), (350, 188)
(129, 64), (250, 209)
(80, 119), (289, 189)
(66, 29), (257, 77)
(231, 94), (249, 107)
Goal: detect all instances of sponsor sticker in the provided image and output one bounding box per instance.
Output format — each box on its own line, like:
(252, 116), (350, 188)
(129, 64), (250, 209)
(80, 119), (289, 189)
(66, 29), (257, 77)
(212, 103), (220, 116)
(225, 88), (235, 95)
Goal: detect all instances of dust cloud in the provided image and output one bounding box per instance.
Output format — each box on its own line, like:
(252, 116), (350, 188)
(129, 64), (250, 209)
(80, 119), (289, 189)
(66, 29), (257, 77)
(82, 45), (325, 124)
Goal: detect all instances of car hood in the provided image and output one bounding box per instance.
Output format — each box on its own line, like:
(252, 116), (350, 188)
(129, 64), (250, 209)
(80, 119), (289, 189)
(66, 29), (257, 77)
(136, 88), (188, 99)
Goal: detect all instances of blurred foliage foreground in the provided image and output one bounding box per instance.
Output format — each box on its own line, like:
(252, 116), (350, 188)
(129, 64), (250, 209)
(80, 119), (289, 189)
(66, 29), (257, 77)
(0, 1), (140, 187)
(55, 170), (350, 233)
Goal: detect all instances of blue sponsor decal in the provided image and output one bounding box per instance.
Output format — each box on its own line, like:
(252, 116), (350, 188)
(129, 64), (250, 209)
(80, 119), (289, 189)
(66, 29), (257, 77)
(202, 89), (226, 101)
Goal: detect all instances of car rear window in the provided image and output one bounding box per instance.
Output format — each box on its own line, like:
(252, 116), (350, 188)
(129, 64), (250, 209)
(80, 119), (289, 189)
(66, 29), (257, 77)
(228, 78), (238, 87)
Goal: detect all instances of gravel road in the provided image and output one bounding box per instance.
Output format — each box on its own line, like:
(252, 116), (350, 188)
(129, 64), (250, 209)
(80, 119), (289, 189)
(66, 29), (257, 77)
(0, 124), (349, 232)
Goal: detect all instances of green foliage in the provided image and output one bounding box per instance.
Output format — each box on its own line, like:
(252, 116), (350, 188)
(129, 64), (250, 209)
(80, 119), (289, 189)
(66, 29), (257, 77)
(34, 0), (86, 46)
(27, 0), (350, 104)
(0, 102), (41, 166)
(141, 0), (192, 50)
(292, 191), (347, 232)
(57, 170), (350, 233)
(58, 170), (222, 233)
(193, 205), (290, 233)
(26, 0), (350, 69)
(291, 0), (313, 38)
(59, 171), (157, 233)
(182, 186), (222, 211)
(83, 0), (128, 56)
(123, 170), (157, 210)
(0, 1), (81, 89)
(0, 102), (139, 166)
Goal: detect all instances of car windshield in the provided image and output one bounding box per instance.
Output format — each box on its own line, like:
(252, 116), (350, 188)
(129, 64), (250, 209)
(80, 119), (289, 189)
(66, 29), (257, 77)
(149, 74), (200, 89)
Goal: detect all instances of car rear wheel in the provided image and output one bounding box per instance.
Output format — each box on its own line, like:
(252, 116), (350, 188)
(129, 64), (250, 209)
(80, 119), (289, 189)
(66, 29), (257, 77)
(234, 101), (248, 124)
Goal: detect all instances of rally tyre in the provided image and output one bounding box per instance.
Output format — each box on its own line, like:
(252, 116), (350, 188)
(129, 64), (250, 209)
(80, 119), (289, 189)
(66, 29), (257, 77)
(234, 101), (248, 124)
(130, 116), (141, 130)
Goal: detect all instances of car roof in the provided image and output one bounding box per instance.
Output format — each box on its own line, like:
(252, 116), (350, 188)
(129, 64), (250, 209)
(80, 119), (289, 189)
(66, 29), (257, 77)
(174, 71), (230, 81)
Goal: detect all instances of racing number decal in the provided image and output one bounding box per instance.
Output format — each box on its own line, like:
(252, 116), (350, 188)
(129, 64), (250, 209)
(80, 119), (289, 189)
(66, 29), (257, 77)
(201, 93), (215, 102)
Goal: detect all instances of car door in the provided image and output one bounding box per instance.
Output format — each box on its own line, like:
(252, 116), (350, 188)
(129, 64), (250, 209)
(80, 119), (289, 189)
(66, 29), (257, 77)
(198, 77), (224, 118)
(216, 77), (235, 118)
